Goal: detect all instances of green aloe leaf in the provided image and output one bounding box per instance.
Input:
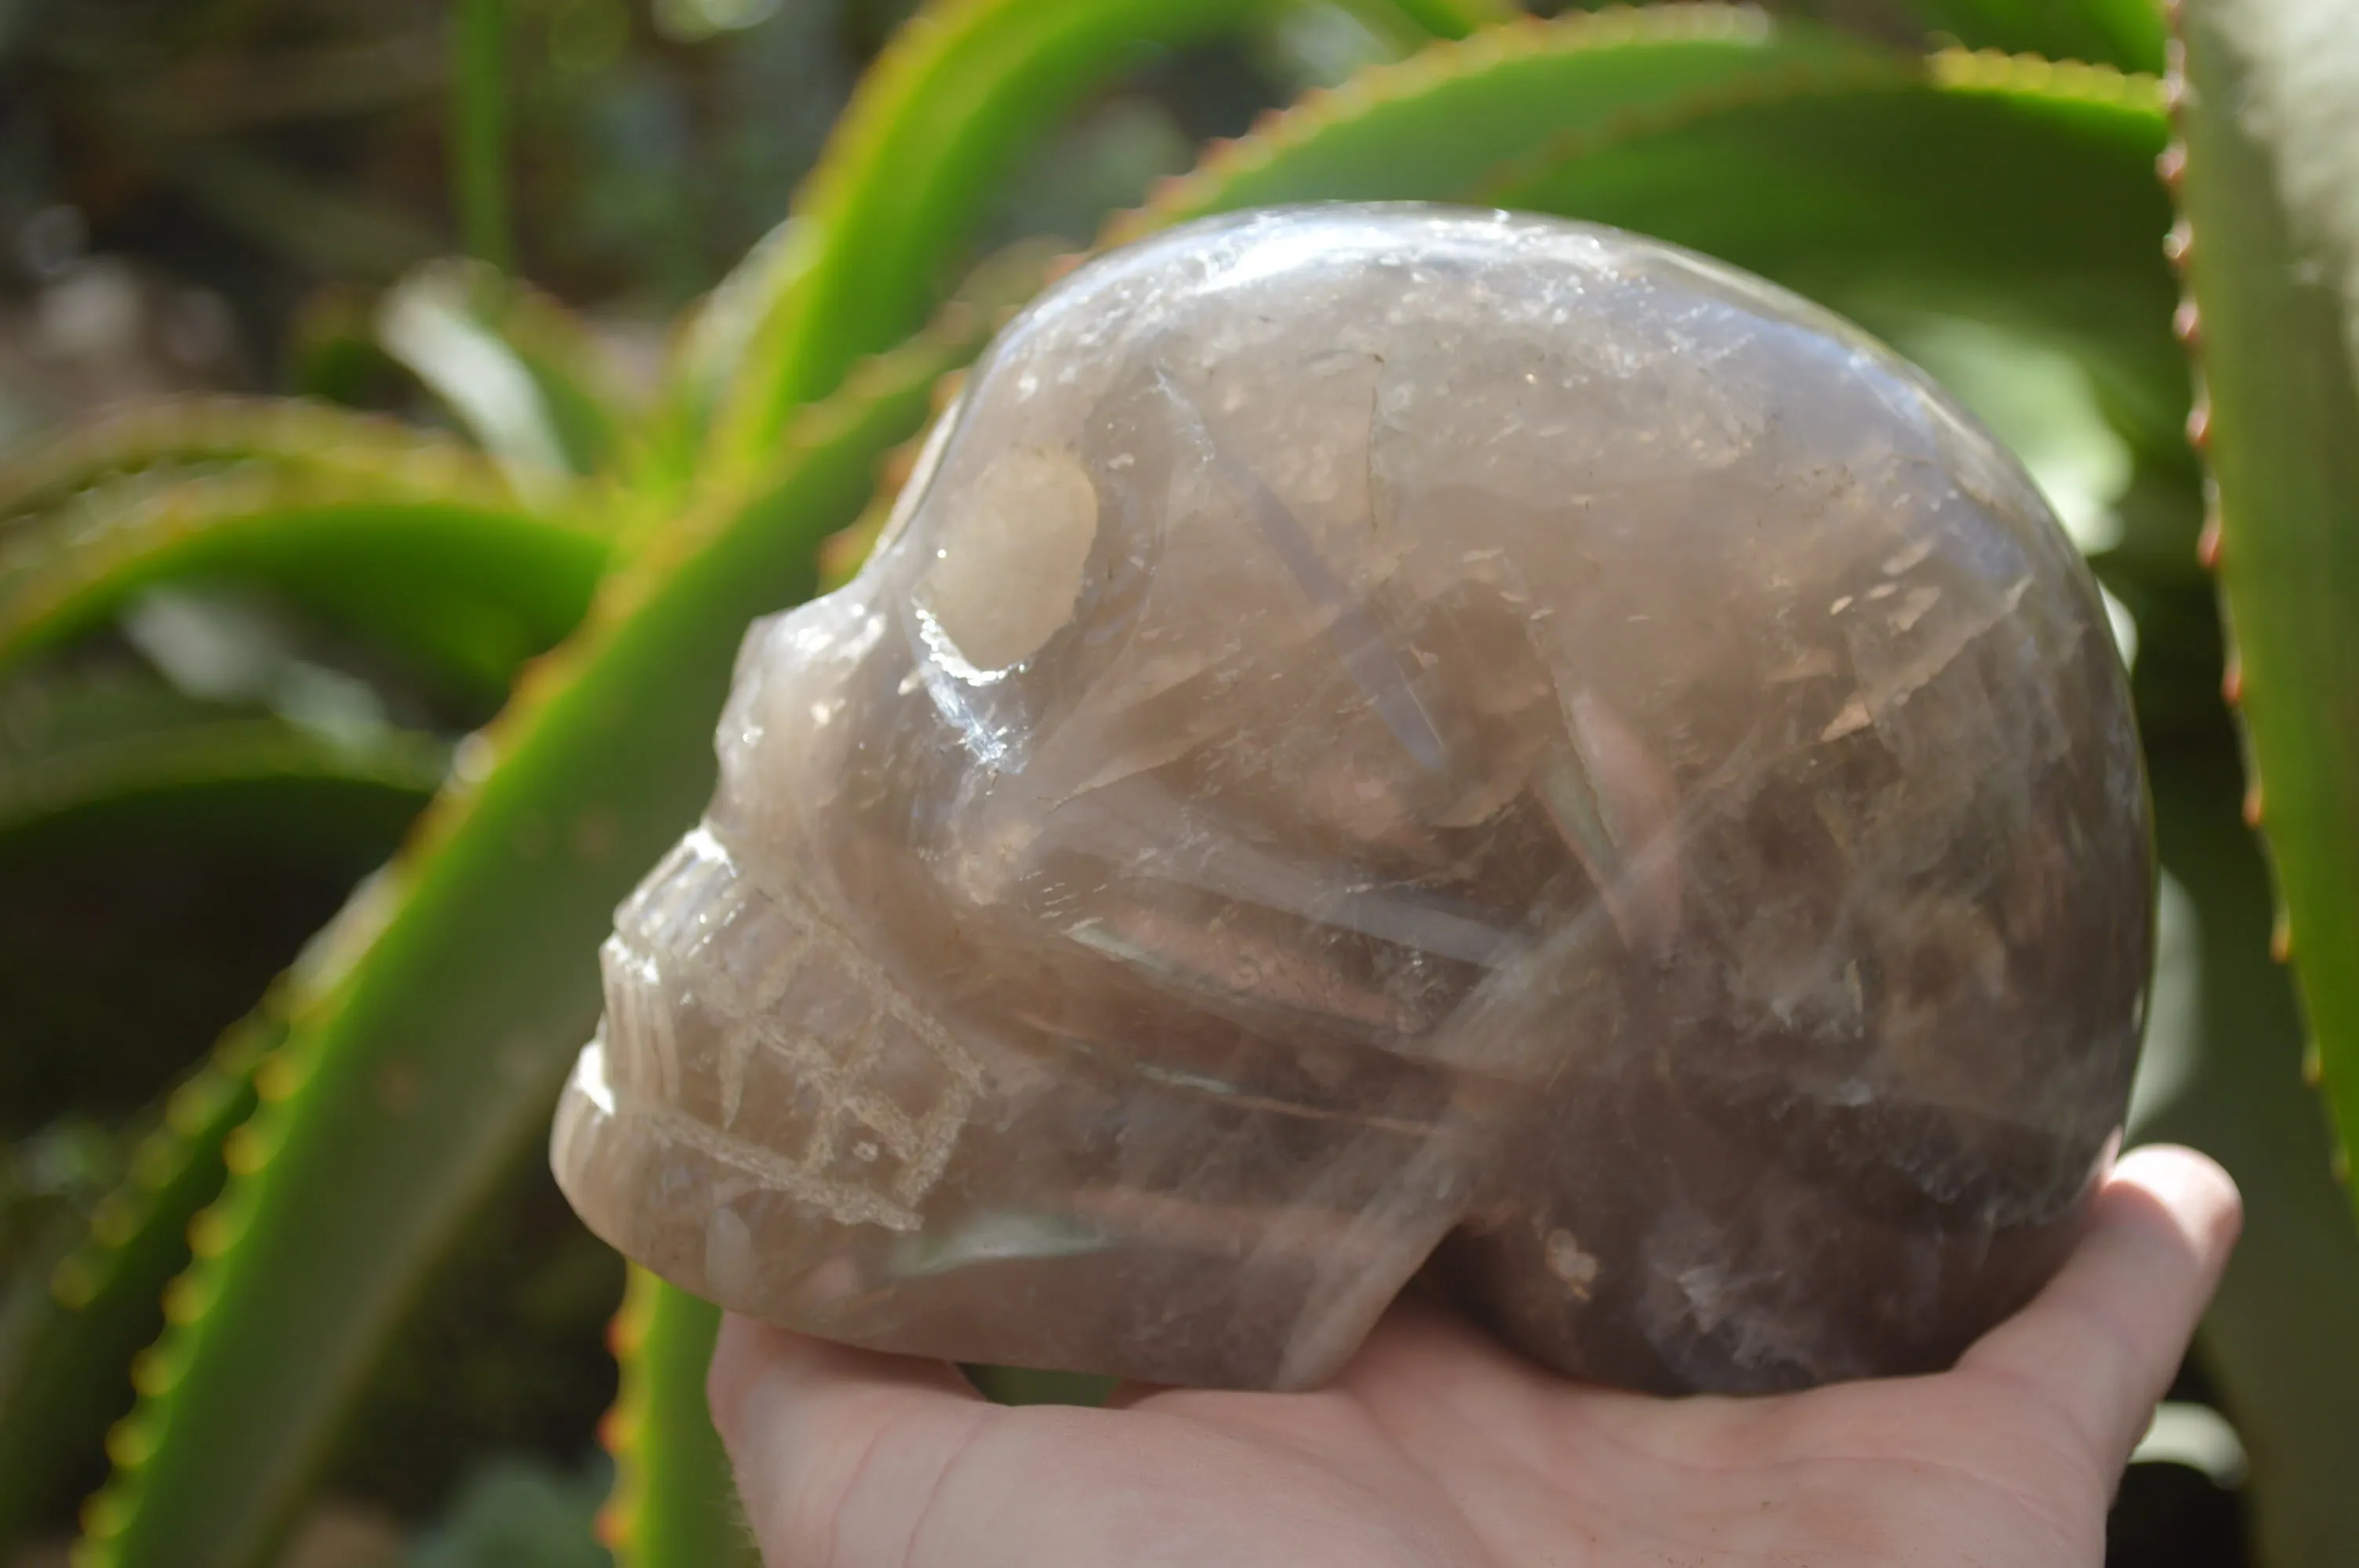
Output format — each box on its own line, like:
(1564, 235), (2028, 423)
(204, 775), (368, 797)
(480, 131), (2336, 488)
(0, 459), (608, 705)
(2139, 744), (2359, 1568)
(653, 0), (1500, 489)
(701, 0), (1281, 467)
(643, 216), (801, 495)
(702, 0), (1434, 469)
(1118, 11), (2183, 449)
(1509, 53), (2183, 448)
(0, 399), (485, 524)
(76, 303), (992, 1568)
(1113, 3), (1896, 226)
(1895, 0), (2168, 74)
(0, 683), (442, 1547)
(379, 260), (637, 495)
(1354, 0), (1516, 42)
(600, 1273), (753, 1568)
(2171, 0), (2359, 1221)
(0, 1022), (278, 1554)
(0, 681), (442, 860)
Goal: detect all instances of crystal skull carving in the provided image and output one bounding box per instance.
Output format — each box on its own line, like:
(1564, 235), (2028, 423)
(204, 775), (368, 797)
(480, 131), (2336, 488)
(551, 205), (2150, 1396)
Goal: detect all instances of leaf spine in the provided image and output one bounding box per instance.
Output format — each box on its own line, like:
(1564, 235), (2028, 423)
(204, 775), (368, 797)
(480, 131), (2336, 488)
(2172, 296), (2201, 348)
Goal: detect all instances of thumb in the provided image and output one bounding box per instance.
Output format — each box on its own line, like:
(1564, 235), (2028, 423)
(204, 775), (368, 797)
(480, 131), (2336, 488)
(1957, 1144), (2241, 1472)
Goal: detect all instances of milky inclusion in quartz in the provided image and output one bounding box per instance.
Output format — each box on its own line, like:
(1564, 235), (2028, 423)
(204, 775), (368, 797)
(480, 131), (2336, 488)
(551, 205), (2150, 1395)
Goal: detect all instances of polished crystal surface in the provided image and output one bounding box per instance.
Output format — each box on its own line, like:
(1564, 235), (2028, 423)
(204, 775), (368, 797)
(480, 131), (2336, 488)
(552, 205), (2150, 1394)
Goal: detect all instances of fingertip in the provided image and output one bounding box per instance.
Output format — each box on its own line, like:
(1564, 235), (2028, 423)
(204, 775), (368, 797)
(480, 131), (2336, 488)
(1957, 1142), (2243, 1471)
(2104, 1144), (2243, 1266)
(707, 1312), (774, 1450)
(709, 1316), (982, 1457)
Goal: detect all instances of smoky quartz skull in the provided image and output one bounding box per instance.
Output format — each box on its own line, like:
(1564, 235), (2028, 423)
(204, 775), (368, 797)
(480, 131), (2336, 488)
(551, 205), (2150, 1395)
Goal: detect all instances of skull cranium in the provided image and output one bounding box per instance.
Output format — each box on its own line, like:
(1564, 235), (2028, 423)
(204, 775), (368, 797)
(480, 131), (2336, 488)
(551, 205), (2148, 1394)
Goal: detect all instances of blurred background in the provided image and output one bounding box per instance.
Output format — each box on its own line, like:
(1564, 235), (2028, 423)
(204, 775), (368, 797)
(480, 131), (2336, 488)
(0, 2), (2348, 1565)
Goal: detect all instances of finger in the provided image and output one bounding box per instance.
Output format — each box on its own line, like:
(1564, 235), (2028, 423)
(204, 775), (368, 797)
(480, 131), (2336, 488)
(707, 1312), (979, 1443)
(1958, 1144), (2241, 1470)
(1339, 1290), (1553, 1399)
(708, 1314), (988, 1566)
(1109, 1293), (1503, 1412)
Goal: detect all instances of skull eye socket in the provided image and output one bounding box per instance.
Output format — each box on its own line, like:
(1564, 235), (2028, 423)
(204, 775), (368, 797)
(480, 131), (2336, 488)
(914, 446), (1100, 675)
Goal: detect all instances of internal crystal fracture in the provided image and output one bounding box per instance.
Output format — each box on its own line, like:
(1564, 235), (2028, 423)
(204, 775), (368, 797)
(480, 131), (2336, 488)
(553, 205), (2150, 1395)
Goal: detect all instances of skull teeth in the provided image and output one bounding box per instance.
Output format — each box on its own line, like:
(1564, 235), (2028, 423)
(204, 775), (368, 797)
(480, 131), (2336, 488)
(597, 823), (984, 1230)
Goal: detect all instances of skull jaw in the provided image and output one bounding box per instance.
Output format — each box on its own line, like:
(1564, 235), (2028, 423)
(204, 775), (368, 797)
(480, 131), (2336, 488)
(551, 1034), (1477, 1389)
(553, 811), (1499, 1390)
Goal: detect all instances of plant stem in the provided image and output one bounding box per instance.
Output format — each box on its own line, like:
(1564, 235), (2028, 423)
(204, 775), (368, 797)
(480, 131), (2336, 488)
(451, 0), (511, 272)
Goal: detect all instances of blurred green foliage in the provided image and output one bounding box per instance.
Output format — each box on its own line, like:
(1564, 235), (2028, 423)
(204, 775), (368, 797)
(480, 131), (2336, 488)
(0, 1), (2352, 1566)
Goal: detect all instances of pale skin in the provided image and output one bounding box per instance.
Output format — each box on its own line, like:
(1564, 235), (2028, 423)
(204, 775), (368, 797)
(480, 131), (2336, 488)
(711, 1143), (2241, 1568)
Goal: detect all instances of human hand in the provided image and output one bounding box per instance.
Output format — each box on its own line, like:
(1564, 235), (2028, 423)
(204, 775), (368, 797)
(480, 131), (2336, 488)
(709, 1143), (2240, 1568)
